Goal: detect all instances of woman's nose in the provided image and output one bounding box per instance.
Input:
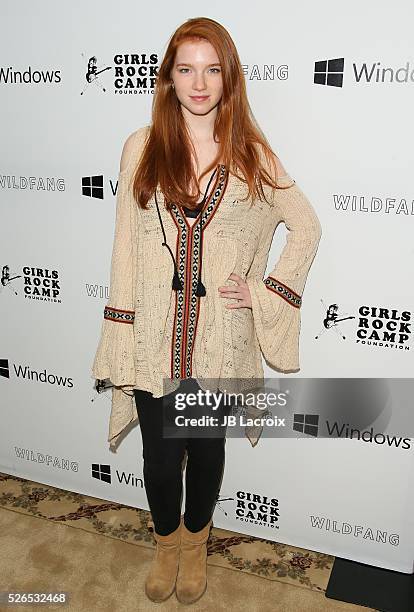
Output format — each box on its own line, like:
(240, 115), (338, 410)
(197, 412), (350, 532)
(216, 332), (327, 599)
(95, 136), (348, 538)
(193, 73), (207, 91)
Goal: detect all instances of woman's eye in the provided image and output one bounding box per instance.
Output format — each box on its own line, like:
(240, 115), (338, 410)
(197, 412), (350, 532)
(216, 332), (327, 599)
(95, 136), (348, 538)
(177, 67), (221, 74)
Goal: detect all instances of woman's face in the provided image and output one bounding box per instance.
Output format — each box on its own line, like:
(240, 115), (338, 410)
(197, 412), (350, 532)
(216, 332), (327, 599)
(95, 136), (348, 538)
(170, 39), (223, 118)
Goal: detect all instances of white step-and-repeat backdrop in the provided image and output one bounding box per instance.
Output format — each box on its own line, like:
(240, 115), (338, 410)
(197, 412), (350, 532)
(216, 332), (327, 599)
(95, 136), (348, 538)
(2, 0), (413, 573)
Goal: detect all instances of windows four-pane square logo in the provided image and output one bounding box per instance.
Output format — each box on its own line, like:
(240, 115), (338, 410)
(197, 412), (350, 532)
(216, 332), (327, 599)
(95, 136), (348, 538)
(82, 175), (103, 199)
(314, 58), (344, 87)
(293, 413), (319, 436)
(92, 463), (111, 484)
(0, 359), (10, 379)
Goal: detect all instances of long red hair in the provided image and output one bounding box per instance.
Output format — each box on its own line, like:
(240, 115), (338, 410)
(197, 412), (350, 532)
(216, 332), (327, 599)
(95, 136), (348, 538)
(133, 16), (289, 211)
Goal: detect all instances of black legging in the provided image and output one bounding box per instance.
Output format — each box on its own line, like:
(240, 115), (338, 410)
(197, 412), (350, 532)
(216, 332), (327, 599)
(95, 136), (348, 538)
(134, 378), (231, 535)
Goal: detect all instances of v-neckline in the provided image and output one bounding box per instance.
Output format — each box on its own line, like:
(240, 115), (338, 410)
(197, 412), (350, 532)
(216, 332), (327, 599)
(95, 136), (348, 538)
(175, 164), (226, 230)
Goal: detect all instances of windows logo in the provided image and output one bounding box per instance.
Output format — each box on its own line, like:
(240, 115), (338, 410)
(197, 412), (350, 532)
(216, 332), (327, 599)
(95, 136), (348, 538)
(293, 413), (319, 437)
(82, 175), (104, 199)
(0, 358), (10, 379)
(314, 58), (344, 87)
(91, 463), (111, 484)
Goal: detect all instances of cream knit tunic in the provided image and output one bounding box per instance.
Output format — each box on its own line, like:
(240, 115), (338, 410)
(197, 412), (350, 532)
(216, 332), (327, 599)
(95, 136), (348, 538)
(91, 126), (322, 450)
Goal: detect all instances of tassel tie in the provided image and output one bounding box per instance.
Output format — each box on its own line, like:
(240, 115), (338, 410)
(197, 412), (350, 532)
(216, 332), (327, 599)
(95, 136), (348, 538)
(154, 167), (218, 298)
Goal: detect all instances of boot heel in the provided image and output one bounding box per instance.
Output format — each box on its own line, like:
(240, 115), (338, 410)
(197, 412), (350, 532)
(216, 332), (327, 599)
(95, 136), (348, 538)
(145, 520), (181, 602)
(176, 518), (212, 604)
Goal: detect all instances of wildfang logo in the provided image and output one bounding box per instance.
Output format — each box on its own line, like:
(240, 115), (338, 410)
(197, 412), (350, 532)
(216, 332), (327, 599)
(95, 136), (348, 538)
(333, 191), (414, 215)
(241, 64), (289, 81)
(0, 174), (65, 191)
(14, 447), (79, 471)
(310, 516), (399, 546)
(314, 58), (344, 87)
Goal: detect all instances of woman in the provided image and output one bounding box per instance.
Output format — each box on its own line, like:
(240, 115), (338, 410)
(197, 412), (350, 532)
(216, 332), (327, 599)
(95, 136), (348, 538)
(92, 16), (322, 605)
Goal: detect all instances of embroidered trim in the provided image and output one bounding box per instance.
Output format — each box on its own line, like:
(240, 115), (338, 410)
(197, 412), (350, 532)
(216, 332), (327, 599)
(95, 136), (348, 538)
(263, 276), (302, 308)
(168, 164), (229, 379)
(104, 306), (135, 324)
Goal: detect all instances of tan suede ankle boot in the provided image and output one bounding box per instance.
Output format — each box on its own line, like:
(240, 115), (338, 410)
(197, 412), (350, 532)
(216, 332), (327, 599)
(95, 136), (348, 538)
(145, 520), (181, 602)
(175, 518), (212, 604)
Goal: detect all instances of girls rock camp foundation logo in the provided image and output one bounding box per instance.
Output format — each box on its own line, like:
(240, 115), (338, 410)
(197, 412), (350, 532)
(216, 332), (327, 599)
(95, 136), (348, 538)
(80, 52), (159, 95)
(315, 298), (411, 353)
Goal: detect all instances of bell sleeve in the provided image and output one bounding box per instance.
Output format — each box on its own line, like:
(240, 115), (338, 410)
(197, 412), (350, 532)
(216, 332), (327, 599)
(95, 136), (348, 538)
(91, 127), (151, 451)
(91, 164), (137, 388)
(246, 175), (322, 371)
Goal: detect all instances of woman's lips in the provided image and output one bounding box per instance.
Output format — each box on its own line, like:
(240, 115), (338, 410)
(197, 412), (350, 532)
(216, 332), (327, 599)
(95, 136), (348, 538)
(190, 95), (210, 102)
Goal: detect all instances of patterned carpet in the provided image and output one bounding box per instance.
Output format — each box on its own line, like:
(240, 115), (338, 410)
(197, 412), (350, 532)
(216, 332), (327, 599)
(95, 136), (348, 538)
(0, 471), (334, 594)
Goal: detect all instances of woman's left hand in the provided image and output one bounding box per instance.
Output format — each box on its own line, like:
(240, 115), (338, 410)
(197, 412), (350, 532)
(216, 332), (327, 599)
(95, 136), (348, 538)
(218, 273), (252, 309)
